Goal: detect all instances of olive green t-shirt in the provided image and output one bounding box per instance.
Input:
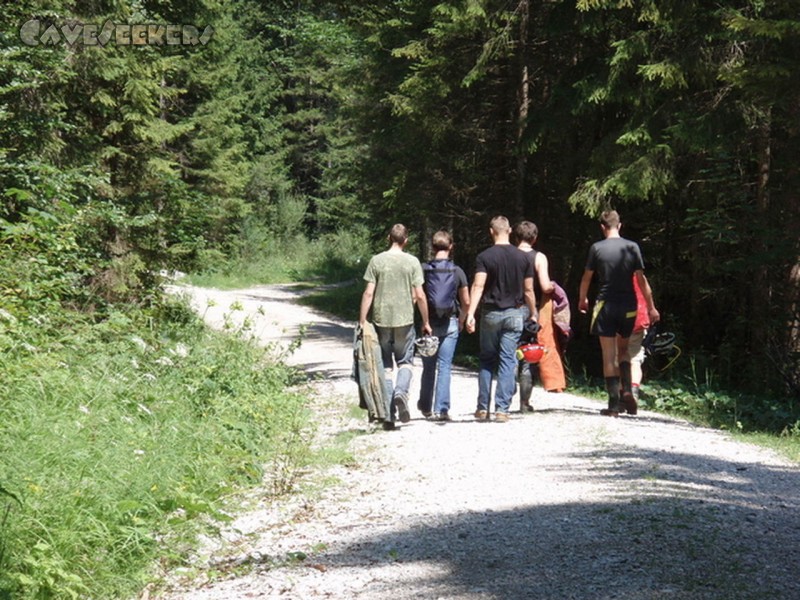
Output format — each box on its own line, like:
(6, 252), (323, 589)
(363, 250), (424, 327)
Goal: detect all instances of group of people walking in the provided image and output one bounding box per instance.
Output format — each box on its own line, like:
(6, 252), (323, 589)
(357, 211), (659, 429)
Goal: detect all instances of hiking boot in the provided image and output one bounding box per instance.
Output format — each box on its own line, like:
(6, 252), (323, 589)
(621, 391), (638, 415)
(600, 407), (620, 417)
(395, 394), (411, 423)
(474, 409), (488, 421)
(494, 412), (510, 423)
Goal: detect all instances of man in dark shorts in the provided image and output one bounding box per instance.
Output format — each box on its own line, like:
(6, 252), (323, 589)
(466, 216), (537, 422)
(578, 210), (660, 416)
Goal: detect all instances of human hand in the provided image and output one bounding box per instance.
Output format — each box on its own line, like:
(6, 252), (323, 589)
(465, 315), (476, 334)
(422, 322), (432, 336)
(578, 298), (589, 314)
(649, 307), (660, 324)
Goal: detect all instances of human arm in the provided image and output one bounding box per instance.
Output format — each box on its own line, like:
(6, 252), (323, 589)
(578, 269), (593, 314)
(358, 281), (375, 326)
(535, 252), (556, 296)
(457, 285), (470, 332)
(465, 272), (486, 334)
(523, 276), (537, 321)
(413, 285), (432, 335)
(635, 270), (660, 324)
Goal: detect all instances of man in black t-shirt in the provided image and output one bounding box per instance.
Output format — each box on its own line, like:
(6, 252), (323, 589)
(466, 216), (537, 422)
(579, 210), (660, 416)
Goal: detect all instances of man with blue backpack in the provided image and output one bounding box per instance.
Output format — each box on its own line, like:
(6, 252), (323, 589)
(417, 230), (470, 421)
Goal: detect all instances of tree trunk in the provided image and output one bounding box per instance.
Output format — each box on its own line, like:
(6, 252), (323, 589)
(749, 109), (771, 353)
(514, 0), (530, 218)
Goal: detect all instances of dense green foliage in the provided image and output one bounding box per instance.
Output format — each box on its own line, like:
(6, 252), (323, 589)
(2, 1), (800, 594)
(5, 1), (795, 395)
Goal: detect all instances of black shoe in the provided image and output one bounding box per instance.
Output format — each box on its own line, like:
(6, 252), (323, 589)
(621, 391), (638, 415)
(382, 420), (397, 431)
(600, 408), (620, 417)
(417, 400), (433, 418)
(395, 394), (411, 423)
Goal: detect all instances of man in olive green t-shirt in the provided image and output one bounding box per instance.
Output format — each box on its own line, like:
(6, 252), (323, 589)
(359, 224), (432, 428)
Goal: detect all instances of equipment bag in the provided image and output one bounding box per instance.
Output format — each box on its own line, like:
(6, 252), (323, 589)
(423, 259), (458, 319)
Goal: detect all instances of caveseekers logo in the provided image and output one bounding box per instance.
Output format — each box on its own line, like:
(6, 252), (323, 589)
(19, 19), (214, 47)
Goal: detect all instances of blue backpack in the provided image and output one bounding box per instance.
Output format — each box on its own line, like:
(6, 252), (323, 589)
(423, 259), (458, 319)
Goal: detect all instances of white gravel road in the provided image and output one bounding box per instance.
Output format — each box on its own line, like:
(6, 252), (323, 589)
(155, 283), (800, 600)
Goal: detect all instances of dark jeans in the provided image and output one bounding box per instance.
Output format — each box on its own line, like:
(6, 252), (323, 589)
(477, 307), (524, 414)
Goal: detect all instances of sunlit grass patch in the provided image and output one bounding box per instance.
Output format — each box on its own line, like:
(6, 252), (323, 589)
(0, 299), (314, 599)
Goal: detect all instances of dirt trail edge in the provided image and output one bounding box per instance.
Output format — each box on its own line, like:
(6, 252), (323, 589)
(159, 283), (800, 600)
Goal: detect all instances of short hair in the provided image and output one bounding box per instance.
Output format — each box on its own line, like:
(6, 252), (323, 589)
(431, 230), (453, 252)
(489, 215), (510, 234)
(600, 210), (620, 229)
(513, 220), (538, 244)
(389, 223), (409, 244)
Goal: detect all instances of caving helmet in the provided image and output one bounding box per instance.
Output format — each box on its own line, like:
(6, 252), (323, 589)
(516, 343), (546, 364)
(643, 329), (676, 358)
(415, 335), (440, 357)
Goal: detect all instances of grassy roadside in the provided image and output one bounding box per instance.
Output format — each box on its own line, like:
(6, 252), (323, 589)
(0, 296), (324, 599)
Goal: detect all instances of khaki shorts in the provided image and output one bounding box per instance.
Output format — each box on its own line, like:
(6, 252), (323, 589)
(629, 329), (646, 365)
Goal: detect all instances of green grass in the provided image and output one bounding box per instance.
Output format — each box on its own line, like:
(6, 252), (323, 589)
(0, 298), (317, 599)
(187, 252), (311, 289)
(186, 230), (370, 291)
(297, 279), (362, 322)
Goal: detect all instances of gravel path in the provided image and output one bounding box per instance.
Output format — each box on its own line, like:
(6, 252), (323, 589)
(157, 283), (800, 600)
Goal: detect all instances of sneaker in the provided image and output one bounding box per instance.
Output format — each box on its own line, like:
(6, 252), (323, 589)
(381, 420), (397, 431)
(435, 411), (452, 422)
(621, 391), (638, 415)
(474, 409), (488, 421)
(395, 394), (411, 423)
(520, 402), (534, 413)
(495, 412), (510, 423)
(417, 400), (433, 418)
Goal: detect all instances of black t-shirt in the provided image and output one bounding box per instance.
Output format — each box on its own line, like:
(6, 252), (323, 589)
(585, 237), (645, 303)
(475, 244), (534, 309)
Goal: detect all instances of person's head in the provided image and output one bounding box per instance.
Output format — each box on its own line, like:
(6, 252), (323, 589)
(388, 223), (409, 246)
(431, 229), (453, 253)
(599, 210), (621, 231)
(489, 215), (511, 236)
(513, 220), (539, 245)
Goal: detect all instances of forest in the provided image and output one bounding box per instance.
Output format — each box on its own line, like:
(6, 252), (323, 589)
(3, 0), (800, 399)
(1, 1), (799, 596)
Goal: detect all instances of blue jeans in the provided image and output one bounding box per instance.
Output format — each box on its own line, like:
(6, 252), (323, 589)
(477, 307), (524, 414)
(418, 316), (459, 414)
(375, 324), (415, 409)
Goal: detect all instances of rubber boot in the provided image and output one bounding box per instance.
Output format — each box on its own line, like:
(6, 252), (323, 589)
(619, 362), (637, 415)
(601, 376), (621, 416)
(518, 363), (534, 412)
